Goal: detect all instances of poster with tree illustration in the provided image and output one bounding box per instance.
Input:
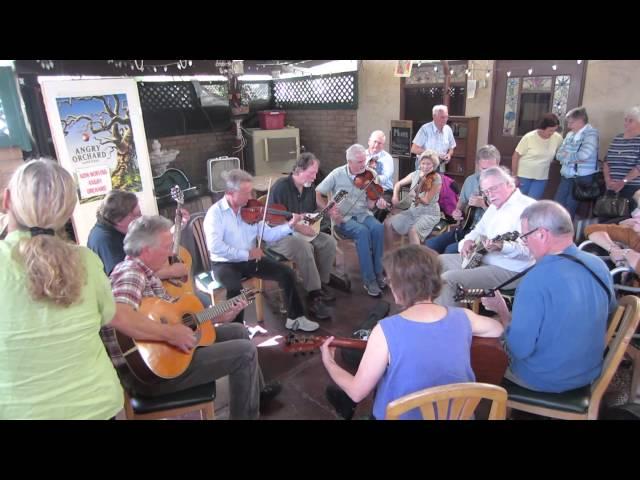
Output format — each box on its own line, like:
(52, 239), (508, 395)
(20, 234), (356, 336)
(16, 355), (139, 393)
(57, 94), (142, 203)
(40, 78), (157, 246)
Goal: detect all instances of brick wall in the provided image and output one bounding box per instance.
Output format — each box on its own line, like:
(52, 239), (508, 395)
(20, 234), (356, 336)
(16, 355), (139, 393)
(152, 131), (236, 188)
(285, 110), (358, 174)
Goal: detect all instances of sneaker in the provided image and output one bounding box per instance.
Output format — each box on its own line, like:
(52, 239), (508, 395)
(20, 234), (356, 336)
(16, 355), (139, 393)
(364, 280), (382, 297)
(308, 297), (331, 320)
(376, 274), (387, 290)
(319, 284), (336, 303)
(285, 316), (320, 332)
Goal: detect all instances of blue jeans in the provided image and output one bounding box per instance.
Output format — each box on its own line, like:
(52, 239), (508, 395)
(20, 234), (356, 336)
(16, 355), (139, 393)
(424, 229), (460, 254)
(554, 174), (595, 217)
(335, 216), (384, 283)
(518, 177), (547, 200)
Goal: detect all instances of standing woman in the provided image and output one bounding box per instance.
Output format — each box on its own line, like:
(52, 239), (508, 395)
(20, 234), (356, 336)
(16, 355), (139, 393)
(511, 113), (563, 199)
(0, 159), (123, 419)
(554, 107), (600, 216)
(385, 150), (442, 245)
(319, 245), (503, 420)
(603, 106), (640, 210)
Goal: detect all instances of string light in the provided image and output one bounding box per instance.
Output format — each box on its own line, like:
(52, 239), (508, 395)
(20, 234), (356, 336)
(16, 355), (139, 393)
(507, 71), (511, 77)
(577, 60), (583, 64)
(552, 64), (557, 71)
(528, 68), (533, 75)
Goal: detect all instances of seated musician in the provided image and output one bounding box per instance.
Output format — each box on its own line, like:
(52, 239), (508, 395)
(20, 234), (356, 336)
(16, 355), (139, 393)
(384, 150), (442, 245)
(425, 145), (501, 254)
(267, 153), (337, 321)
(1, 159), (123, 419)
(365, 130), (394, 223)
(204, 169), (320, 332)
(109, 215), (281, 419)
(434, 166), (536, 307)
(316, 144), (388, 297)
(584, 193), (640, 273)
(482, 201), (616, 393)
(87, 189), (189, 279)
(320, 245), (503, 420)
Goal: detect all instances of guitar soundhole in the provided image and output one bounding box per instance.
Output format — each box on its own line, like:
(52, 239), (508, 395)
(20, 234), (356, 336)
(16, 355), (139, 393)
(183, 314), (198, 331)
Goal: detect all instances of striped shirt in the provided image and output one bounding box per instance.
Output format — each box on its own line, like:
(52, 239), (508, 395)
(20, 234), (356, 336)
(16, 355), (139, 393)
(605, 134), (640, 186)
(110, 256), (172, 309)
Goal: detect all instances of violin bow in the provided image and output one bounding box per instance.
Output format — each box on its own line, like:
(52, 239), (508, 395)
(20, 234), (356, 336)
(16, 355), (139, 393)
(256, 177), (273, 250)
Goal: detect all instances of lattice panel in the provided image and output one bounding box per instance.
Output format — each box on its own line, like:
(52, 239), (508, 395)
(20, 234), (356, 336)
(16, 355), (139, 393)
(272, 72), (357, 109)
(0, 98), (8, 136)
(200, 82), (227, 99)
(138, 82), (198, 111)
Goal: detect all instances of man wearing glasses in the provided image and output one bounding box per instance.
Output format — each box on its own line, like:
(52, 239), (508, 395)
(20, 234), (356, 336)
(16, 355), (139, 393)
(87, 189), (189, 279)
(434, 166), (536, 307)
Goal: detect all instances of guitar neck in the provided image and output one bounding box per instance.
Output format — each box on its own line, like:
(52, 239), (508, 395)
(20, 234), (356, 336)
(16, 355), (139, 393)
(194, 293), (248, 325)
(328, 337), (367, 349)
(172, 205), (183, 256)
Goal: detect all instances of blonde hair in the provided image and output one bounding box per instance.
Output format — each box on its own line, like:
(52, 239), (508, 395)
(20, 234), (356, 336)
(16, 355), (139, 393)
(8, 159), (84, 307)
(419, 149), (440, 170)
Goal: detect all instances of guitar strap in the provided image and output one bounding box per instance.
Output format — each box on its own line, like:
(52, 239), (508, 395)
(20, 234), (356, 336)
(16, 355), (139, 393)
(557, 253), (613, 305)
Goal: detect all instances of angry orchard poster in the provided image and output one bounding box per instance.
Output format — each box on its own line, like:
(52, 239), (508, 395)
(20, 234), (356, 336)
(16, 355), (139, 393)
(41, 78), (157, 245)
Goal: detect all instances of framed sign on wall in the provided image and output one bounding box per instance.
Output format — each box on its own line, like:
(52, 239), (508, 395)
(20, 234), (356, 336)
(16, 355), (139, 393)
(40, 78), (158, 245)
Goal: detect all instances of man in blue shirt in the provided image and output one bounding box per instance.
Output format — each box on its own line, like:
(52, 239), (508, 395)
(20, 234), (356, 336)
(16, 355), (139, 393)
(204, 169), (320, 332)
(482, 200), (616, 393)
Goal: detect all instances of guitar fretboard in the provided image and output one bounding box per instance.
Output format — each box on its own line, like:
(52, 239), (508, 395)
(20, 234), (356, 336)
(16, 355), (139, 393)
(193, 293), (251, 325)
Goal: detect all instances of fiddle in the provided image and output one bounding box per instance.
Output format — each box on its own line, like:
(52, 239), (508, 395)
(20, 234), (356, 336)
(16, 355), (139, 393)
(241, 198), (295, 225)
(353, 168), (385, 202)
(412, 171), (437, 207)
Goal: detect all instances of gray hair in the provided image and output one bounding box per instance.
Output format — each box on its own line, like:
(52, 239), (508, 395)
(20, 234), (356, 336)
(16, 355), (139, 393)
(293, 152), (319, 173)
(625, 106), (640, 123)
(222, 169), (253, 192)
(418, 149), (440, 170)
(369, 130), (386, 143)
(432, 105), (448, 116)
(97, 190), (138, 224)
(476, 144), (501, 164)
(479, 166), (516, 188)
(346, 144), (367, 163)
(520, 200), (574, 236)
(123, 215), (173, 257)
(566, 106), (589, 124)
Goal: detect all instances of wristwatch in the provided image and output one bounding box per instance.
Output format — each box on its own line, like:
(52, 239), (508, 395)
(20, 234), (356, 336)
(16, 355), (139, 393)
(623, 178), (628, 184)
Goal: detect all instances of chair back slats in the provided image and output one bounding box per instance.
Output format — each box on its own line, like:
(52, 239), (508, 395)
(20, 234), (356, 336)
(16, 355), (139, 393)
(590, 295), (640, 416)
(191, 216), (211, 273)
(606, 306), (624, 347)
(386, 382), (507, 420)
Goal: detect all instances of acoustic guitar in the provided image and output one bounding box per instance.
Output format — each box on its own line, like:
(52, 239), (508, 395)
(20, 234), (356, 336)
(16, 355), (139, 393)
(162, 185), (195, 297)
(293, 189), (348, 242)
(112, 288), (259, 384)
(284, 334), (509, 386)
(461, 231), (520, 270)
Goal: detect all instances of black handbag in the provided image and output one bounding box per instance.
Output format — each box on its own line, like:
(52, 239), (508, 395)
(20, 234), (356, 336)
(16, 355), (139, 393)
(593, 192), (630, 218)
(572, 171), (605, 201)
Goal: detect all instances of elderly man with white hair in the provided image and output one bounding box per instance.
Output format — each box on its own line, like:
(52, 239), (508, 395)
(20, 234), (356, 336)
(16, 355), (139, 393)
(411, 104), (456, 172)
(365, 130), (394, 222)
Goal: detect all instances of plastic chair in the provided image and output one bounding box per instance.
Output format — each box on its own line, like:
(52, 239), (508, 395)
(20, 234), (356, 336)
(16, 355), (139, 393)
(504, 295), (640, 420)
(385, 382), (508, 420)
(123, 382), (216, 420)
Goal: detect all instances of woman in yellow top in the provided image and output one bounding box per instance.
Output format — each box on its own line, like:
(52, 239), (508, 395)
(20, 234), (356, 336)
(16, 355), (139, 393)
(511, 113), (563, 199)
(0, 159), (123, 419)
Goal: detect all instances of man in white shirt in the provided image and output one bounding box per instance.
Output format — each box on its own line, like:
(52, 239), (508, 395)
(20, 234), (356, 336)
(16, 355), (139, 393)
(434, 167), (536, 307)
(365, 130), (394, 222)
(411, 104), (456, 172)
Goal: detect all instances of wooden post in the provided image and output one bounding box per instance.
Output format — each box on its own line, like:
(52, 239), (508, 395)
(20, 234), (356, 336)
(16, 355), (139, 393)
(441, 60), (450, 109)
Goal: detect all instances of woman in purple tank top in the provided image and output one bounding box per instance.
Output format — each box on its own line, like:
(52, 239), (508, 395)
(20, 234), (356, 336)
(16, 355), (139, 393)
(320, 245), (503, 420)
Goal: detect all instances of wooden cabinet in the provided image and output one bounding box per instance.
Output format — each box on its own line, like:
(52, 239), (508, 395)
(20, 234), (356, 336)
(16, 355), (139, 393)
(445, 116), (479, 184)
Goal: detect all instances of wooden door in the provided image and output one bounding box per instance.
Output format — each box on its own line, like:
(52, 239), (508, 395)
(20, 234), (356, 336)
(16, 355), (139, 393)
(488, 60), (587, 199)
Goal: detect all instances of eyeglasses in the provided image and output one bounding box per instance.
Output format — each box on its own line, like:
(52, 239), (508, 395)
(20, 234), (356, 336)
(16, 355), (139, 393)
(480, 183), (505, 196)
(519, 227), (540, 243)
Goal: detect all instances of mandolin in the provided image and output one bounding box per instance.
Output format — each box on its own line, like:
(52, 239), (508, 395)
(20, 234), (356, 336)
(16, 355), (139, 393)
(283, 334), (509, 386)
(109, 289), (259, 384)
(293, 189), (348, 242)
(162, 185), (195, 297)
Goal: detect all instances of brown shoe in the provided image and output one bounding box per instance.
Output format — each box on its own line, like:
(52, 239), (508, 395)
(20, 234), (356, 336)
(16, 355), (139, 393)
(319, 284), (336, 302)
(308, 297), (331, 320)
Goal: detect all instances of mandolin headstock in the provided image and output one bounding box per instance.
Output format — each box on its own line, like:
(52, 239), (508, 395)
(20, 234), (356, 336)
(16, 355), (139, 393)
(453, 283), (495, 303)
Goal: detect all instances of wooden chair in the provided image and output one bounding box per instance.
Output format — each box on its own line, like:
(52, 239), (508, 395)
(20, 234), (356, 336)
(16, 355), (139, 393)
(504, 295), (640, 420)
(385, 382), (508, 420)
(188, 213), (265, 322)
(123, 382), (216, 420)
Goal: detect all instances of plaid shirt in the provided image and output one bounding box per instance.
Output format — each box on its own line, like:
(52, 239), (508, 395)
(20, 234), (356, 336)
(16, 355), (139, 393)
(110, 256), (173, 309)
